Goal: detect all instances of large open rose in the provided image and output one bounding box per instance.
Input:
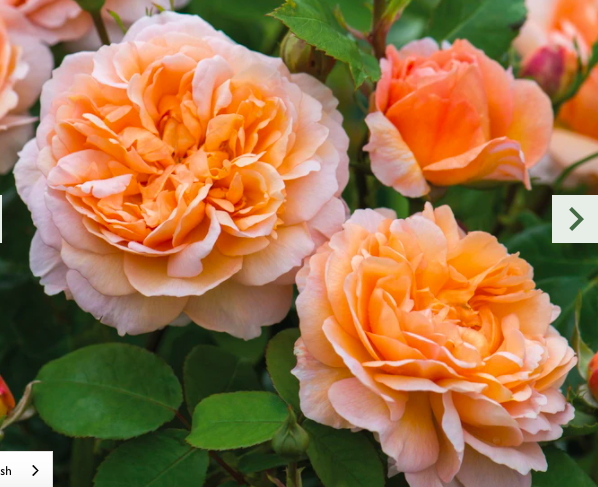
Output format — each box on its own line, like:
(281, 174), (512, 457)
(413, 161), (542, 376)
(365, 39), (553, 197)
(0, 5), (52, 174)
(14, 12), (349, 338)
(292, 204), (575, 486)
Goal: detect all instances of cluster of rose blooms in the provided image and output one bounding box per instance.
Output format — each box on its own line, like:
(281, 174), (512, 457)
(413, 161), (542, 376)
(2, 0), (598, 486)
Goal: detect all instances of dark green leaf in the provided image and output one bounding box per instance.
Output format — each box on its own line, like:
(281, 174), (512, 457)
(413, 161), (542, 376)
(183, 345), (260, 415)
(187, 392), (288, 450)
(269, 0), (380, 87)
(266, 329), (301, 411)
(427, 0), (527, 60)
(210, 329), (270, 365)
(532, 447), (597, 486)
(303, 420), (385, 487)
(507, 224), (598, 281)
(238, 453), (289, 474)
(34, 344), (182, 439)
(94, 430), (208, 487)
(437, 186), (503, 233)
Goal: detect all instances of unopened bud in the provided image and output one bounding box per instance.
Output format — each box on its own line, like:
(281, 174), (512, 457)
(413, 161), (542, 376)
(520, 43), (578, 100)
(0, 376), (15, 424)
(588, 352), (598, 402)
(272, 409), (310, 460)
(280, 33), (336, 82)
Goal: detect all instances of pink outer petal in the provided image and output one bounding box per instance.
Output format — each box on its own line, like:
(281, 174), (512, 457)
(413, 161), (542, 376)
(548, 128), (598, 185)
(103, 0), (190, 24)
(66, 270), (187, 336)
(14, 139), (42, 205)
(0, 117), (34, 175)
(184, 281), (293, 340)
(30, 231), (68, 296)
(291, 339), (354, 429)
(306, 197), (348, 249)
(234, 224), (315, 287)
(364, 111), (430, 198)
(405, 467), (461, 487)
(506, 79), (554, 168)
(457, 446), (532, 487)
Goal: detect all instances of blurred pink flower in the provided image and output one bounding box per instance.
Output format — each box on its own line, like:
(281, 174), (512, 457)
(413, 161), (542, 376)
(14, 12), (349, 339)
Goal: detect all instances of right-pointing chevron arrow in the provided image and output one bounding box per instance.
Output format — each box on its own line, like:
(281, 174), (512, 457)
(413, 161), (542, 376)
(570, 207), (584, 231)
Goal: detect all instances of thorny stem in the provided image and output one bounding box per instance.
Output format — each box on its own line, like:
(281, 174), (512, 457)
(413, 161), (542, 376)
(210, 452), (250, 485)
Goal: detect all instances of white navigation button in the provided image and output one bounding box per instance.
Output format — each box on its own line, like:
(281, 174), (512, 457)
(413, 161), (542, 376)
(0, 451), (53, 486)
(552, 195), (598, 243)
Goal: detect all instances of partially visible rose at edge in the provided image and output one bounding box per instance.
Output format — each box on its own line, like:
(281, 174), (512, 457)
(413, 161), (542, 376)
(516, 0), (598, 187)
(0, 376), (15, 419)
(0, 5), (52, 174)
(0, 0), (190, 46)
(364, 38), (553, 198)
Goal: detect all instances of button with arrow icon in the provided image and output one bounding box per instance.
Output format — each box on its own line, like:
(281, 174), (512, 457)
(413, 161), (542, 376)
(553, 196), (598, 243)
(0, 451), (52, 485)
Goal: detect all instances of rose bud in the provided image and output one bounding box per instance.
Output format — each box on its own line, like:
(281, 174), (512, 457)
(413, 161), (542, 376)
(588, 352), (598, 401)
(271, 409), (310, 460)
(0, 376), (15, 421)
(280, 32), (335, 81)
(520, 43), (579, 100)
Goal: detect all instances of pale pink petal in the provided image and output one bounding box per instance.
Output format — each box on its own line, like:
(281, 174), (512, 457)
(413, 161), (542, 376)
(30, 232), (68, 296)
(184, 281), (293, 340)
(457, 446), (532, 487)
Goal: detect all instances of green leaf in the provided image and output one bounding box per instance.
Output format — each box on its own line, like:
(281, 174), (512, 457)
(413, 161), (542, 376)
(532, 447), (597, 487)
(507, 224), (598, 281)
(33, 344), (182, 439)
(238, 453), (289, 474)
(563, 410), (598, 438)
(210, 329), (270, 365)
(572, 292), (595, 380)
(269, 0), (380, 87)
(94, 430), (208, 487)
(187, 392), (288, 450)
(183, 345), (260, 415)
(537, 276), (598, 350)
(427, 0), (527, 60)
(266, 329), (301, 411)
(303, 420), (385, 487)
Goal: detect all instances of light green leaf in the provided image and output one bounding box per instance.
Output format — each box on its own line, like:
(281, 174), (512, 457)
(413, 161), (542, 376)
(563, 410), (598, 438)
(303, 420), (385, 487)
(266, 329), (301, 411)
(94, 430), (208, 487)
(269, 0), (380, 87)
(34, 344), (182, 439)
(183, 345), (260, 415)
(532, 447), (597, 486)
(187, 392), (288, 450)
(427, 0), (527, 60)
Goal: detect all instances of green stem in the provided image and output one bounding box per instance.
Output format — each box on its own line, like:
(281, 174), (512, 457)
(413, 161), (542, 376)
(370, 0), (387, 59)
(554, 151), (598, 193)
(286, 463), (301, 487)
(91, 10), (110, 45)
(70, 438), (97, 487)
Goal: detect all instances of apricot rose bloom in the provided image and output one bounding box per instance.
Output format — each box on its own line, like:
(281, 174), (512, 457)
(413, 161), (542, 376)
(292, 204), (576, 486)
(517, 0), (598, 187)
(0, 6), (52, 174)
(365, 39), (553, 197)
(14, 12), (349, 338)
(0, 0), (190, 45)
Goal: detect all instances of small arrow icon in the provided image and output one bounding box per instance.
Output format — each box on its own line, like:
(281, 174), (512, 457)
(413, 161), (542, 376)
(570, 207), (584, 231)
(32, 465), (38, 477)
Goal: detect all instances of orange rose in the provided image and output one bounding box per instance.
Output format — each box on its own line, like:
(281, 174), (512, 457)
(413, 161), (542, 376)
(292, 204), (576, 487)
(14, 12), (349, 338)
(364, 39), (553, 197)
(517, 0), (598, 187)
(0, 376), (15, 419)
